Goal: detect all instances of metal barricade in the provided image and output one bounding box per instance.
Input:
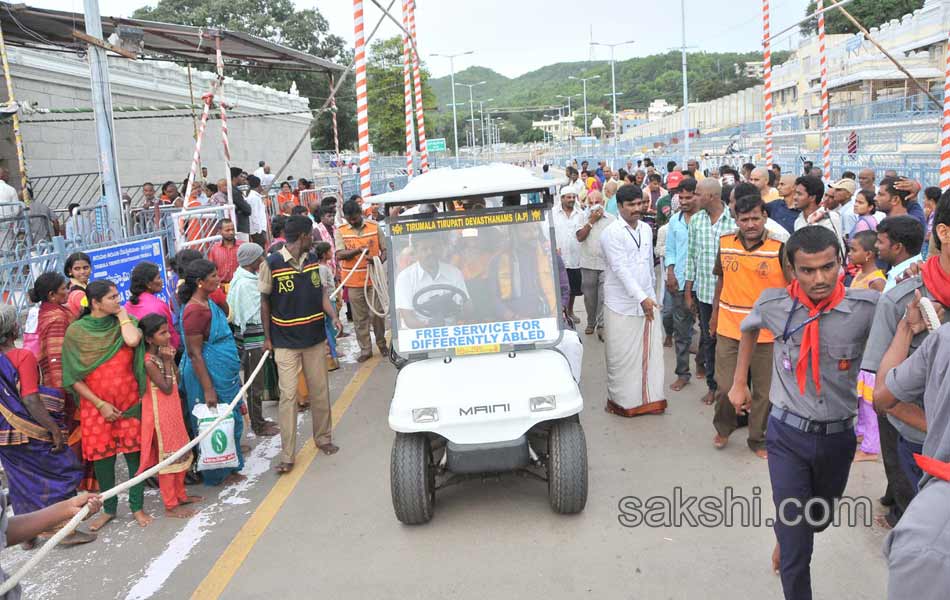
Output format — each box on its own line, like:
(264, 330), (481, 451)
(173, 204), (235, 255)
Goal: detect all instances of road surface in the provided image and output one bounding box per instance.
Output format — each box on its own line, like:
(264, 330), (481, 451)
(5, 310), (890, 599)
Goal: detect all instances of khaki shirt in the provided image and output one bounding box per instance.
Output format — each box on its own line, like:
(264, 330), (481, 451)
(258, 246), (308, 295)
(740, 287), (878, 421)
(861, 275), (943, 444)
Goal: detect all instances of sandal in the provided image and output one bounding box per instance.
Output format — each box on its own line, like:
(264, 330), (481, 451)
(584, 327), (594, 335)
(317, 442), (340, 456)
(275, 462), (294, 474)
(254, 422), (280, 437)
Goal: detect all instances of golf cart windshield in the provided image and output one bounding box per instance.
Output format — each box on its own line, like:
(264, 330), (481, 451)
(388, 205), (562, 358)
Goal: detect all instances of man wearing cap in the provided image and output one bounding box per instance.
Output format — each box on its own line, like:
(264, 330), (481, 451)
(728, 226), (878, 600)
(655, 171), (684, 229)
(827, 178), (858, 237)
(227, 243), (279, 438)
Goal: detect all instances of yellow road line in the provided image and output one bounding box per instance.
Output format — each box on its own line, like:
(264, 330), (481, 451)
(190, 357), (381, 599)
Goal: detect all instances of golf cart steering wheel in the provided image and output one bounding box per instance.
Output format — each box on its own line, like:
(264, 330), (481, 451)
(412, 284), (468, 322)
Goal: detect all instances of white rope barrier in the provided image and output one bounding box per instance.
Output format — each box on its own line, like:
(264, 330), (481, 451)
(366, 255), (389, 319)
(0, 350), (272, 596)
(329, 248), (368, 301)
(327, 248), (389, 320)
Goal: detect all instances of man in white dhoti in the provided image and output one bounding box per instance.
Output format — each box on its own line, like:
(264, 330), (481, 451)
(599, 183), (667, 416)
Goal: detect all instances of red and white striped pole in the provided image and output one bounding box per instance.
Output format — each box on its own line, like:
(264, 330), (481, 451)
(940, 28), (950, 191)
(215, 35), (234, 204)
(408, 0), (429, 172)
(181, 86), (217, 213)
(353, 0), (372, 198)
(818, 0), (832, 182)
(329, 74), (345, 203)
(762, 0), (773, 168)
(401, 0), (415, 178)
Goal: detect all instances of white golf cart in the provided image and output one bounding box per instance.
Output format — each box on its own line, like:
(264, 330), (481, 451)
(373, 164), (588, 525)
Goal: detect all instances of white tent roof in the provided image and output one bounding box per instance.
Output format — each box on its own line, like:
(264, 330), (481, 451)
(369, 163), (552, 205)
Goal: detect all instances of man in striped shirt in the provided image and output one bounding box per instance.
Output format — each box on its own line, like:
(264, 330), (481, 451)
(685, 178), (736, 406)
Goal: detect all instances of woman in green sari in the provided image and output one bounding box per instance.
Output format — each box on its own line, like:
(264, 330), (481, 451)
(62, 280), (152, 530)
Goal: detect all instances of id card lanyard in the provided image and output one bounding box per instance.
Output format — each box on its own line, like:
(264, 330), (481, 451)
(780, 299), (822, 371)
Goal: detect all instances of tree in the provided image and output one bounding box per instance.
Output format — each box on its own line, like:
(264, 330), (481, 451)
(428, 50), (789, 142)
(801, 0), (924, 36)
(131, 0), (352, 151)
(365, 36), (437, 155)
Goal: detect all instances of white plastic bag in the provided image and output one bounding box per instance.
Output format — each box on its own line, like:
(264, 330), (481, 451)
(191, 404), (239, 471)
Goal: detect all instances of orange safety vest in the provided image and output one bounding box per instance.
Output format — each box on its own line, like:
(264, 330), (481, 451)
(338, 220), (380, 288)
(717, 233), (785, 342)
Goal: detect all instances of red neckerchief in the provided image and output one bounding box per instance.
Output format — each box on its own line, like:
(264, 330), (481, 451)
(921, 255), (950, 308)
(914, 454), (950, 482)
(787, 280), (847, 394)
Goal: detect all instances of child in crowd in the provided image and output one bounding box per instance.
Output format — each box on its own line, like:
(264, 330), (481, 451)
(849, 230), (885, 462)
(849, 231), (886, 293)
(850, 189), (879, 237)
(314, 242), (340, 371)
(138, 314), (203, 518)
(922, 186), (940, 257)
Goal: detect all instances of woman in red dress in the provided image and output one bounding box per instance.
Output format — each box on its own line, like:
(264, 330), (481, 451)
(62, 280), (151, 530)
(138, 314), (203, 518)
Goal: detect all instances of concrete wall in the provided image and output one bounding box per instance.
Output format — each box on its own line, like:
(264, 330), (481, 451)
(0, 47), (313, 204)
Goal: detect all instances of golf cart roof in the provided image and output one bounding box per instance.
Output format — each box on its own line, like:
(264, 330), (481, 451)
(370, 164), (552, 205)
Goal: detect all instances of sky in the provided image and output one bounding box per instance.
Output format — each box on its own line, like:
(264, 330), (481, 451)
(29, 0), (811, 78)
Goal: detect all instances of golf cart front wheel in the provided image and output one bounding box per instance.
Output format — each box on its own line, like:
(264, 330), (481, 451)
(547, 420), (588, 514)
(391, 433), (435, 524)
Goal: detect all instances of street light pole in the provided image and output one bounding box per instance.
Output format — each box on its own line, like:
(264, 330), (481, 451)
(455, 80), (486, 155)
(432, 50), (473, 167)
(568, 75), (600, 137)
(83, 0), (123, 238)
(478, 98), (493, 149)
(680, 0), (690, 163)
(592, 39), (635, 168)
(582, 79), (588, 136)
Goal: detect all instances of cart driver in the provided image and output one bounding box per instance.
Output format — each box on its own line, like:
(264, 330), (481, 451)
(395, 234), (470, 329)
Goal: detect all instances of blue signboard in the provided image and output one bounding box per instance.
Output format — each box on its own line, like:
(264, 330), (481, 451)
(87, 237), (169, 304)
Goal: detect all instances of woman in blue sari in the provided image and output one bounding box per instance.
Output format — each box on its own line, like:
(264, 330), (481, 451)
(179, 259), (245, 486)
(0, 304), (96, 545)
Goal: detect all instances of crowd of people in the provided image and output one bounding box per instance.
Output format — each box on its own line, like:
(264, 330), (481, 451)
(2, 152), (949, 599)
(0, 159), (393, 574)
(550, 155), (949, 599)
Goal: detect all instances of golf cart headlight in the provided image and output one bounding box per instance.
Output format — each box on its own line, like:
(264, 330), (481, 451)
(412, 407), (439, 423)
(530, 395), (556, 412)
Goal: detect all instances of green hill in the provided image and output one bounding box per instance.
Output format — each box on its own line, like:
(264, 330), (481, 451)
(427, 50), (788, 143)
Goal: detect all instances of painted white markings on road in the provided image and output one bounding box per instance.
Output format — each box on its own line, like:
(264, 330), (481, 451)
(124, 430), (284, 600)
